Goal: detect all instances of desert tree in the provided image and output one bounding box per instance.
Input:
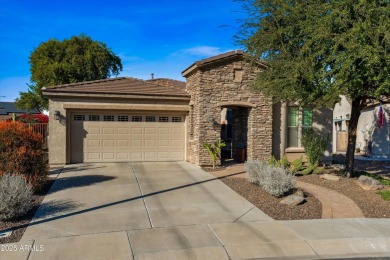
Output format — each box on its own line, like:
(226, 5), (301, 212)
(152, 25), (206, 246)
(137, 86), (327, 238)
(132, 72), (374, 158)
(16, 34), (123, 111)
(237, 0), (390, 176)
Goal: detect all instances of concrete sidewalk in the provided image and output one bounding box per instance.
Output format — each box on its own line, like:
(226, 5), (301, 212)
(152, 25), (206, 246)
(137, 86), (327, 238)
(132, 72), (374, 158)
(3, 219), (390, 259)
(1, 162), (389, 259)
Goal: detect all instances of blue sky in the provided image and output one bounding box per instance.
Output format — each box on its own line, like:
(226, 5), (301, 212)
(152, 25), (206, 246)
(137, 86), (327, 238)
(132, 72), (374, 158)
(0, 0), (246, 102)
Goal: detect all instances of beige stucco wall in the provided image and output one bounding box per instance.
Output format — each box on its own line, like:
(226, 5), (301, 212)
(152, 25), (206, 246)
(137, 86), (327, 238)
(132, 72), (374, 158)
(47, 96), (190, 166)
(357, 104), (389, 158)
(332, 95), (351, 153)
(313, 107), (333, 159)
(332, 95), (389, 158)
(278, 105), (333, 163)
(48, 99), (67, 166)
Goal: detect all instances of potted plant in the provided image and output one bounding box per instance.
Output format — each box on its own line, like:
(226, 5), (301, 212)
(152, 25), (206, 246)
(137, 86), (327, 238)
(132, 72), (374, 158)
(236, 141), (246, 163)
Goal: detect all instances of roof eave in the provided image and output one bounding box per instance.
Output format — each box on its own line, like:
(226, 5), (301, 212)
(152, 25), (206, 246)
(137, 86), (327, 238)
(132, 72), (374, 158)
(42, 91), (190, 101)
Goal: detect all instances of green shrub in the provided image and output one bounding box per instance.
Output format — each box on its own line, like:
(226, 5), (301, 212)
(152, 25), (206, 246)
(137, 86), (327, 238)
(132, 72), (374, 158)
(312, 166), (325, 174)
(0, 121), (47, 189)
(301, 128), (330, 165)
(267, 155), (289, 168)
(290, 157), (304, 173)
(299, 163), (318, 175)
(245, 161), (295, 197)
(378, 190), (390, 201)
(280, 156), (289, 168)
(202, 139), (226, 169)
(0, 174), (33, 221)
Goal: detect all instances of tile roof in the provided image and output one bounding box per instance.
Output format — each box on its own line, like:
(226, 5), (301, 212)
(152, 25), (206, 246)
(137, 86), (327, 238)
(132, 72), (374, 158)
(42, 77), (189, 98)
(0, 102), (40, 115)
(146, 78), (186, 89)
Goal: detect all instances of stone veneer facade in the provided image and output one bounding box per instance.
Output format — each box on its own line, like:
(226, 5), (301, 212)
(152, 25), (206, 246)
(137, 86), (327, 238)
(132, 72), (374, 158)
(183, 53), (273, 166)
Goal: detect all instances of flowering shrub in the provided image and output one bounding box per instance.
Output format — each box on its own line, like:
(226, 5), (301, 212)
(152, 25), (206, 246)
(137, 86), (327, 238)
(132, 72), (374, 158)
(0, 121), (47, 189)
(18, 113), (48, 123)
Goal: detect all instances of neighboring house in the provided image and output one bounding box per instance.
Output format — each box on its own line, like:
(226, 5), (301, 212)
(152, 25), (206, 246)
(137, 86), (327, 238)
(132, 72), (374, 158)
(333, 96), (390, 159)
(43, 50), (333, 167)
(0, 102), (40, 121)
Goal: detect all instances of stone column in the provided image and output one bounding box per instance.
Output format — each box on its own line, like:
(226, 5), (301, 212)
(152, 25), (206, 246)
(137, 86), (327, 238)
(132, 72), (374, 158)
(247, 104), (273, 161)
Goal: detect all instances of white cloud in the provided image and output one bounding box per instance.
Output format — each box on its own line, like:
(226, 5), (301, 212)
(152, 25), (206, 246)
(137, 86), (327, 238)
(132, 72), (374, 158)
(182, 46), (223, 56)
(117, 53), (142, 63)
(171, 46), (234, 58)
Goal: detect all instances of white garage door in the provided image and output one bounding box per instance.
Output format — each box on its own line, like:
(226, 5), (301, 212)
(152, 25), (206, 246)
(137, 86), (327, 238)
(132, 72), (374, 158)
(70, 113), (186, 163)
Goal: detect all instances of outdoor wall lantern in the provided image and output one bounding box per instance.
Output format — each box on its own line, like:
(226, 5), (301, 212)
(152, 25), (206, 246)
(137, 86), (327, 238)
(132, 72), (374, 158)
(54, 110), (61, 120)
(208, 116), (216, 126)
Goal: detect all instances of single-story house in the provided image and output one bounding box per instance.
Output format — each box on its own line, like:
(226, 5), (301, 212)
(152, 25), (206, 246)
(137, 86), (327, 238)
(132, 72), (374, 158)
(0, 102), (40, 121)
(43, 50), (333, 167)
(333, 95), (389, 159)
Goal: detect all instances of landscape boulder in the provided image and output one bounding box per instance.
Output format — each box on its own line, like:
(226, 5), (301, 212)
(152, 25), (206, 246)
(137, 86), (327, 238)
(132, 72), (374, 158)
(357, 175), (384, 191)
(332, 164), (346, 171)
(320, 174), (341, 181)
(280, 195), (306, 206)
(294, 189), (305, 197)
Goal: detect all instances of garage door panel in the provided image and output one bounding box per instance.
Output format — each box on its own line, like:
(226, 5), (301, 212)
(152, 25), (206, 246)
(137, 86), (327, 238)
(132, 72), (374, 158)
(71, 113), (185, 163)
(171, 152), (183, 159)
(102, 140), (115, 147)
(145, 152), (157, 159)
(88, 127), (101, 134)
(144, 140), (156, 147)
(159, 140), (170, 146)
(171, 128), (183, 134)
(117, 128), (129, 134)
(102, 127), (115, 135)
(171, 140), (183, 147)
(158, 128), (170, 134)
(157, 151), (169, 159)
(131, 140), (143, 147)
(87, 140), (100, 149)
(118, 140), (129, 146)
(87, 153), (101, 160)
(131, 128), (143, 134)
(131, 152), (143, 160)
(117, 153), (129, 159)
(145, 128), (157, 134)
(102, 153), (115, 159)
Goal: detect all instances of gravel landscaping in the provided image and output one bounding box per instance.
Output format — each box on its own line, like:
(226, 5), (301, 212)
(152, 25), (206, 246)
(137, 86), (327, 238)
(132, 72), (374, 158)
(220, 177), (322, 220)
(205, 157), (390, 221)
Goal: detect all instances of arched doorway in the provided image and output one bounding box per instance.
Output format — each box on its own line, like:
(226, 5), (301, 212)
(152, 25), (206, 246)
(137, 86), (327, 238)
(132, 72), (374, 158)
(220, 106), (249, 163)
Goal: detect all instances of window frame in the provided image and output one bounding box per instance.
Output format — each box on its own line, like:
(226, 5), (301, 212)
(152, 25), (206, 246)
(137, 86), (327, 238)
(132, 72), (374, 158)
(89, 115), (100, 121)
(286, 106), (313, 148)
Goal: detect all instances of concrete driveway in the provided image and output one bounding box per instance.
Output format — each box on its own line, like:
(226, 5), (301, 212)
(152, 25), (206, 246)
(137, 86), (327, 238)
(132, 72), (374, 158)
(22, 162), (270, 241)
(4, 162), (389, 259)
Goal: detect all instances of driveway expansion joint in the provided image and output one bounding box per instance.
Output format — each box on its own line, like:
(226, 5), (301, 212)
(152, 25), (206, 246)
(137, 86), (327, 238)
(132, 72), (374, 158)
(125, 230), (136, 260)
(233, 206), (256, 223)
(129, 162), (153, 229)
(206, 224), (232, 259)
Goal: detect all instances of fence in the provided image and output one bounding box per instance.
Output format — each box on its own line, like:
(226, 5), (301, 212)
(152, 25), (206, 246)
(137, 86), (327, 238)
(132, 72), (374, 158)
(336, 131), (348, 152)
(26, 123), (48, 148)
